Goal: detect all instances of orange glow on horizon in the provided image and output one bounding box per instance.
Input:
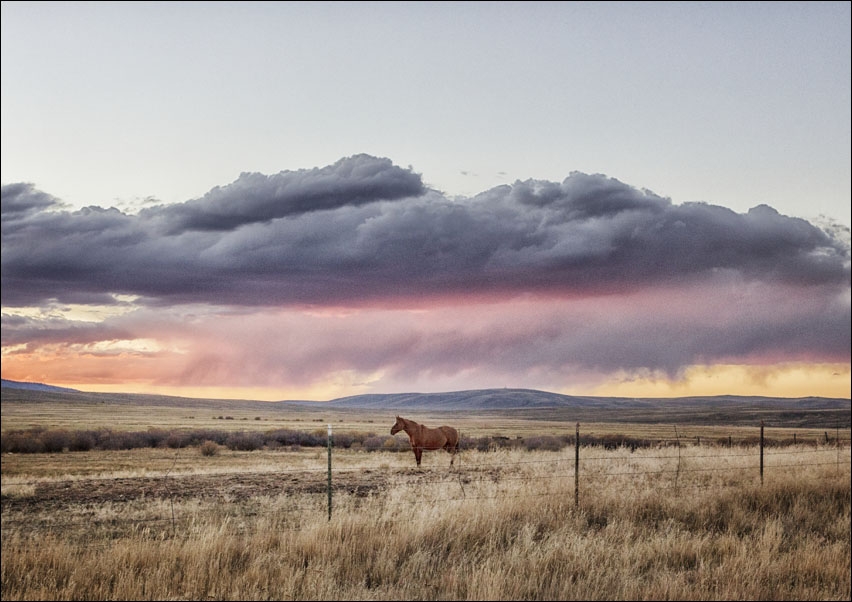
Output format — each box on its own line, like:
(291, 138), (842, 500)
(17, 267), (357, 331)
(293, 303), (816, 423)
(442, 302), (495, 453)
(9, 362), (848, 403)
(587, 363), (851, 400)
(64, 383), (325, 402)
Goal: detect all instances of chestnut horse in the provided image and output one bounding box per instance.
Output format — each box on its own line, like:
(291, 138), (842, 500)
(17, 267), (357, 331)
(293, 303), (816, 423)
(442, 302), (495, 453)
(390, 416), (459, 467)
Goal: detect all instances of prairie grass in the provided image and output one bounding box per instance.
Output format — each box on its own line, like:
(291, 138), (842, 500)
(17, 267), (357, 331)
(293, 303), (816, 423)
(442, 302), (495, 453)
(2, 443), (849, 600)
(3, 394), (845, 442)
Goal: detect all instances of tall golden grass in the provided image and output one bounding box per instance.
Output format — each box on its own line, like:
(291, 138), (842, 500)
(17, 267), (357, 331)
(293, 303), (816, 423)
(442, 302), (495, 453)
(2, 442), (849, 600)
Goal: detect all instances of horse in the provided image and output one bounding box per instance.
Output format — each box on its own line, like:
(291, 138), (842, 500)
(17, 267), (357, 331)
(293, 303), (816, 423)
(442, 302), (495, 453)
(390, 415), (459, 467)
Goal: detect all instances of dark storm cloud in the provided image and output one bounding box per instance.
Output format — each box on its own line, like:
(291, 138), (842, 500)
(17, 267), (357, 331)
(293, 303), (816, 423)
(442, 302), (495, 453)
(0, 312), (133, 349)
(1, 155), (849, 308)
(0, 182), (63, 222)
(147, 154), (425, 233)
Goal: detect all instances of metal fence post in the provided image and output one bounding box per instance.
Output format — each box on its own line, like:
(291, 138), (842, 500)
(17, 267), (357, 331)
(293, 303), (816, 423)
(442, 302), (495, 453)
(574, 422), (579, 507)
(759, 420), (764, 486)
(327, 423), (333, 520)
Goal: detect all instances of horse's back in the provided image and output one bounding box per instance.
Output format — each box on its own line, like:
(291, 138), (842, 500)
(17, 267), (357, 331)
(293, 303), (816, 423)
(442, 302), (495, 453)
(439, 425), (459, 446)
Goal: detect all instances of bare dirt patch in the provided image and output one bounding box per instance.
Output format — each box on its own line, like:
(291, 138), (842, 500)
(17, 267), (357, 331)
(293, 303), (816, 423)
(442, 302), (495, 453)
(1, 469), (394, 515)
(1, 463), (505, 517)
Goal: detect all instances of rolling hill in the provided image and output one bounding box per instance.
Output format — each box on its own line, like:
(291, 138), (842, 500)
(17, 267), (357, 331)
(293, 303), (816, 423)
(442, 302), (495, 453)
(2, 380), (849, 428)
(1, 379), (80, 394)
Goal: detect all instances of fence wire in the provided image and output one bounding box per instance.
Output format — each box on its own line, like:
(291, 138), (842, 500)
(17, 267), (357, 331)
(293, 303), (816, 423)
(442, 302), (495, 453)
(2, 425), (850, 545)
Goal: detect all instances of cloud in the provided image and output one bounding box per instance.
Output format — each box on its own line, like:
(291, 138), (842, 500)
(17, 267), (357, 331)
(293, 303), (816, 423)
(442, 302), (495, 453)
(0, 183), (64, 221)
(4, 281), (847, 396)
(147, 154), (426, 233)
(2, 151), (850, 389)
(2, 155), (849, 313)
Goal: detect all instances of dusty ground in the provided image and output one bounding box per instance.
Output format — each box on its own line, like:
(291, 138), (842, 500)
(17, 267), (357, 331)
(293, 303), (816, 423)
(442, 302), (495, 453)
(0, 469), (399, 515)
(0, 465), (492, 517)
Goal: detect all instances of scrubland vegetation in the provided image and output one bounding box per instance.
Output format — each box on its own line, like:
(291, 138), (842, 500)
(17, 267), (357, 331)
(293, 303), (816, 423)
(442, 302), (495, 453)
(1, 422), (840, 456)
(2, 393), (849, 599)
(2, 430), (849, 600)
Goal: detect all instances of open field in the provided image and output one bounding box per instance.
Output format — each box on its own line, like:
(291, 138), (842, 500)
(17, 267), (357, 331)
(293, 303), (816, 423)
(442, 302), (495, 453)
(2, 444), (850, 600)
(2, 386), (850, 442)
(2, 389), (850, 600)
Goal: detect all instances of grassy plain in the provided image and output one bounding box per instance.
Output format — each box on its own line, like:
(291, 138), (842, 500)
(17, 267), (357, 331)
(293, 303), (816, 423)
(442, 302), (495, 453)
(2, 388), (847, 442)
(1, 392), (850, 600)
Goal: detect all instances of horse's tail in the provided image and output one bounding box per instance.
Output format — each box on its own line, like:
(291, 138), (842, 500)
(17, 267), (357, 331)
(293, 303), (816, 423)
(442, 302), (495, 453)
(451, 428), (460, 468)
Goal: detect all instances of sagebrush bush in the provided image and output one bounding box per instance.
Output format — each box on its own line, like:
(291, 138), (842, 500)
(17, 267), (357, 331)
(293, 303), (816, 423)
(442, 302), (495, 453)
(68, 430), (95, 452)
(523, 435), (562, 451)
(39, 429), (70, 453)
(362, 435), (386, 451)
(225, 431), (264, 451)
(0, 425), (841, 459)
(199, 440), (220, 456)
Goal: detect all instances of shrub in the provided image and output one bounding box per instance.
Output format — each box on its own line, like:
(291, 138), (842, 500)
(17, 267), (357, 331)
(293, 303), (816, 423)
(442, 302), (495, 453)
(299, 431), (323, 447)
(267, 429), (300, 447)
(141, 428), (170, 448)
(474, 437), (492, 452)
(124, 431), (149, 449)
(199, 440), (220, 456)
(362, 436), (387, 452)
(69, 431), (96, 452)
(523, 435), (563, 452)
(181, 429), (223, 446)
(96, 430), (123, 451)
(0, 431), (44, 454)
(224, 431), (264, 451)
(332, 433), (354, 449)
(40, 430), (71, 453)
(351, 431), (376, 446)
(596, 434), (630, 450)
(165, 431), (191, 449)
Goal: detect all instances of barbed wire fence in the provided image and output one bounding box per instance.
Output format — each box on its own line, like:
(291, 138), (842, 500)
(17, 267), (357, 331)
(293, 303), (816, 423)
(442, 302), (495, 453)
(2, 422), (850, 546)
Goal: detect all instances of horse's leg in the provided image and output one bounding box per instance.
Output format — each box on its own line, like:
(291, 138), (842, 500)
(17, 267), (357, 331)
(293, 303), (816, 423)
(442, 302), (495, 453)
(414, 447), (422, 466)
(443, 440), (456, 467)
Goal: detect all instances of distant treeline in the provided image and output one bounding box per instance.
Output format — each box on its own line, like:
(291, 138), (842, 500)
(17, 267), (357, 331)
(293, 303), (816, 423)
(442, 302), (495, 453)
(0, 426), (840, 455)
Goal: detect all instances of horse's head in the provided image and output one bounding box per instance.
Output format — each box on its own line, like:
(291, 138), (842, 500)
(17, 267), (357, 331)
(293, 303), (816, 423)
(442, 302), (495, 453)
(390, 415), (404, 435)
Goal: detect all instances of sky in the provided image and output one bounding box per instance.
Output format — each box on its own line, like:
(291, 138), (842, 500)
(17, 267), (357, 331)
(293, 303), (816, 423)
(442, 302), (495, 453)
(1, 1), (850, 402)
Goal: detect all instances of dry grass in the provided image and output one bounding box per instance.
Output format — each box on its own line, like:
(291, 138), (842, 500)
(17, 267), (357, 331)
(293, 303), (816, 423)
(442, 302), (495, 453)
(2, 394), (849, 599)
(3, 393), (846, 441)
(2, 441), (849, 600)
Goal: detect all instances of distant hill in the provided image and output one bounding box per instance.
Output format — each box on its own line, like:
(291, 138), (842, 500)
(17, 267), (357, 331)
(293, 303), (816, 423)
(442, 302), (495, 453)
(323, 388), (849, 411)
(2, 380), (849, 428)
(1, 379), (80, 394)
(317, 389), (851, 428)
(326, 388), (638, 410)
